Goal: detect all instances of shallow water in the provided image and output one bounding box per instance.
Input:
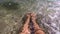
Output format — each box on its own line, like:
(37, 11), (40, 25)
(0, 0), (60, 34)
(36, 0), (60, 34)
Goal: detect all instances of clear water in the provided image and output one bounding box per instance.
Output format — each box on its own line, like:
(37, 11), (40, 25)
(34, 0), (60, 34)
(0, 0), (60, 34)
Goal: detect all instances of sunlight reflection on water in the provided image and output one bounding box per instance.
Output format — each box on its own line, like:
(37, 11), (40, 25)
(35, 0), (60, 34)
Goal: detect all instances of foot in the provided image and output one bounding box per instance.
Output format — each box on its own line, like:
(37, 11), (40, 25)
(31, 12), (37, 22)
(26, 13), (31, 19)
(20, 13), (31, 34)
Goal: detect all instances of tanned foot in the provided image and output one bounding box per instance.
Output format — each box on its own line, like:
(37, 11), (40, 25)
(20, 13), (31, 34)
(31, 12), (45, 34)
(31, 12), (37, 23)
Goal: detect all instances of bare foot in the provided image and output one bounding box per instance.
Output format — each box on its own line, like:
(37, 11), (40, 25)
(31, 13), (45, 34)
(31, 12), (37, 22)
(26, 13), (31, 19)
(20, 13), (31, 34)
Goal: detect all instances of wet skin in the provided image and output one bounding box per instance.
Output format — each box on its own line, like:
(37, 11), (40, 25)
(19, 13), (45, 34)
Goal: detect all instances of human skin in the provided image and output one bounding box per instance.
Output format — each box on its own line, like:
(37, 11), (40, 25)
(31, 13), (45, 34)
(19, 13), (45, 34)
(19, 14), (31, 34)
